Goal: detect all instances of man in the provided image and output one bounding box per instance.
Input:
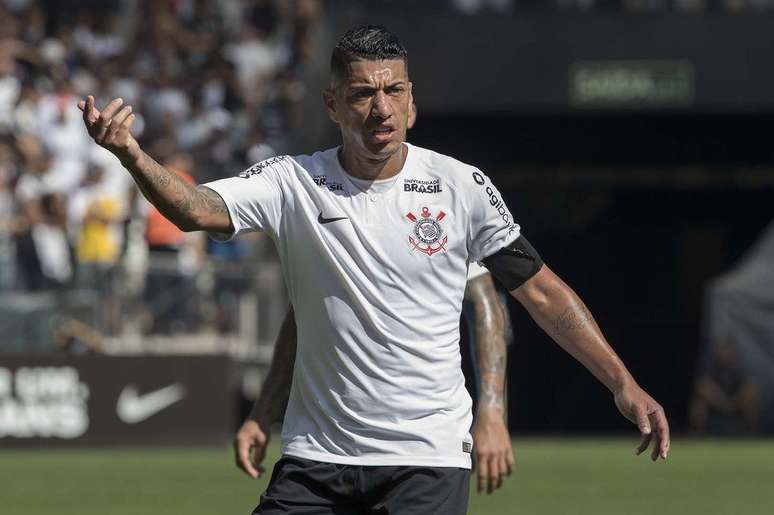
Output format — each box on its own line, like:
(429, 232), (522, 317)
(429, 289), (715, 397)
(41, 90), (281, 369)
(234, 263), (514, 497)
(80, 25), (669, 515)
(234, 101), (514, 497)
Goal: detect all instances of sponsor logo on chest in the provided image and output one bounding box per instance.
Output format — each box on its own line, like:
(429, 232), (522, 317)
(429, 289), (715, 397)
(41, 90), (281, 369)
(403, 178), (442, 194)
(313, 175), (344, 191)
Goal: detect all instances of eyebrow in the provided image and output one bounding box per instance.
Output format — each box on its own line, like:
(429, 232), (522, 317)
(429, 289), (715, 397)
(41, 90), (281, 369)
(348, 80), (406, 90)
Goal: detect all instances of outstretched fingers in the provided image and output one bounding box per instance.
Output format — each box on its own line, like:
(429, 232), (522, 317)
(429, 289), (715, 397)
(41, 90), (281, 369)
(107, 105), (133, 139)
(95, 98), (124, 141)
(111, 105), (133, 128)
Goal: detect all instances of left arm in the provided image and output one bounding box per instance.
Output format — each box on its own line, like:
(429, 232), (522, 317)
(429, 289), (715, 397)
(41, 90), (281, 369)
(465, 273), (514, 494)
(511, 264), (670, 460)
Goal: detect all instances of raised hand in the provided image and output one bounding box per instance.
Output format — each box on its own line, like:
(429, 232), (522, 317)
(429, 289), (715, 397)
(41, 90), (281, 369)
(234, 417), (271, 479)
(77, 96), (139, 162)
(614, 382), (670, 461)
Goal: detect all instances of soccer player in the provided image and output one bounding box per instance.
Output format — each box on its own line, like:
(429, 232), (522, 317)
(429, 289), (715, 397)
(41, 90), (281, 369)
(234, 264), (514, 496)
(79, 25), (669, 515)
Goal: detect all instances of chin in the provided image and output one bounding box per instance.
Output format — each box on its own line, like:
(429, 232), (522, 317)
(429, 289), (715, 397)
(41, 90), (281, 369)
(366, 139), (403, 159)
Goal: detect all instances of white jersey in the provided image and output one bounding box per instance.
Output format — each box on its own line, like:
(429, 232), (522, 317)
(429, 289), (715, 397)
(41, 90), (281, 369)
(205, 143), (519, 468)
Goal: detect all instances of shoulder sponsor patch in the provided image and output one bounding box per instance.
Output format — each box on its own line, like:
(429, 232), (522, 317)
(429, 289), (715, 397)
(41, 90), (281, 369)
(238, 155), (288, 178)
(471, 170), (517, 234)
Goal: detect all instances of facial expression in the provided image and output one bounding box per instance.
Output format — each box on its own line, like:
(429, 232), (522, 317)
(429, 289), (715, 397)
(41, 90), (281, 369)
(324, 58), (412, 161)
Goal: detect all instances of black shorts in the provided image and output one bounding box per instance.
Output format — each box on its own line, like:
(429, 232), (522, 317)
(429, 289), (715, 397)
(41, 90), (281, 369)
(253, 455), (470, 515)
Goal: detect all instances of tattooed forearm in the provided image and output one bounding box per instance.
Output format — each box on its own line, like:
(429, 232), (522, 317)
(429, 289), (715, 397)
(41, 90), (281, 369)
(467, 274), (507, 412)
(553, 305), (594, 335)
(478, 332), (506, 411)
(514, 266), (631, 392)
(197, 186), (228, 215)
(122, 149), (228, 231)
(479, 372), (506, 411)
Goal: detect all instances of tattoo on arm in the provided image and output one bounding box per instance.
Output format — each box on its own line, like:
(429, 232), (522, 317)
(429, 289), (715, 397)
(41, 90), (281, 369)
(478, 350), (506, 412)
(467, 274), (507, 413)
(125, 150), (227, 230)
(197, 186), (228, 215)
(553, 305), (594, 335)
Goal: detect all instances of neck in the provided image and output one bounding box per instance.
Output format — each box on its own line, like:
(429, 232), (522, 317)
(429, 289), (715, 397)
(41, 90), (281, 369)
(339, 144), (407, 181)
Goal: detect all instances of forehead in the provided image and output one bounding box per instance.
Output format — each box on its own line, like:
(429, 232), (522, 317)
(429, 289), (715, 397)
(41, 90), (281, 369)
(343, 58), (408, 85)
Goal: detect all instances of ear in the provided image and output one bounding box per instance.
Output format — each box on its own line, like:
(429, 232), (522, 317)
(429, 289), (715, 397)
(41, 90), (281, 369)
(322, 88), (339, 124)
(407, 84), (416, 129)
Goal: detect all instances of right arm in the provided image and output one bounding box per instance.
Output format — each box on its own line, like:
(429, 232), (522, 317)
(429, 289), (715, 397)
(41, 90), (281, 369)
(234, 306), (297, 478)
(78, 96), (231, 233)
(465, 272), (514, 495)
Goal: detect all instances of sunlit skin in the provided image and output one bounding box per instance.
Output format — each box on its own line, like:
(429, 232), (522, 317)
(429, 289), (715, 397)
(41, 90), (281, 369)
(323, 58), (415, 181)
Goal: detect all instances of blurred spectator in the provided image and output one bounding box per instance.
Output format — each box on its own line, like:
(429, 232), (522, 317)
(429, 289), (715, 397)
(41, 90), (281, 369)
(54, 316), (103, 354)
(0, 139), (18, 289)
(244, 125), (277, 165)
(0, 0), (329, 339)
(142, 150), (207, 334)
(450, 0), (513, 13)
(690, 338), (760, 435)
(36, 81), (91, 193)
(27, 191), (73, 290)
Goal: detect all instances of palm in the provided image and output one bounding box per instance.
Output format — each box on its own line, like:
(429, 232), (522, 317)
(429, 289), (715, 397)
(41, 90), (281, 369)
(78, 96), (138, 159)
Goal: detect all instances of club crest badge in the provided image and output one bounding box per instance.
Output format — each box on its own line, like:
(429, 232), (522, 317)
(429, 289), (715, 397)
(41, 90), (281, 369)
(405, 207), (448, 257)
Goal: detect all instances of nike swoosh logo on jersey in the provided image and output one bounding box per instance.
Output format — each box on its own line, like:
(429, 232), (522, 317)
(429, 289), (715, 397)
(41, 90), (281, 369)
(318, 212), (348, 224)
(116, 383), (186, 424)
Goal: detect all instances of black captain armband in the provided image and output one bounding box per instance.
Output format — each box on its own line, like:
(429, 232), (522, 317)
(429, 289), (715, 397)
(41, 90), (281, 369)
(481, 236), (544, 291)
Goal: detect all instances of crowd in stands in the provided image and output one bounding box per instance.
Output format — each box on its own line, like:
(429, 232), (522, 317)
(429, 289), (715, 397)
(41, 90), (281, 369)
(0, 0), (323, 337)
(364, 0), (774, 12)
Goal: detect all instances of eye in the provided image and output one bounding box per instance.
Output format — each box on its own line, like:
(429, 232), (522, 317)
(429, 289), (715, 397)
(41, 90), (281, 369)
(387, 87), (405, 96)
(352, 90), (372, 99)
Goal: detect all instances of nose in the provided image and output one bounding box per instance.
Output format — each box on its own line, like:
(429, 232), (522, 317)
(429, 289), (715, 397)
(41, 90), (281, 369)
(371, 91), (392, 120)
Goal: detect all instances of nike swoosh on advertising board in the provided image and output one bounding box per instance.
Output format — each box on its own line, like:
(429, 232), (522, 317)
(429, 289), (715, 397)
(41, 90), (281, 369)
(116, 383), (187, 424)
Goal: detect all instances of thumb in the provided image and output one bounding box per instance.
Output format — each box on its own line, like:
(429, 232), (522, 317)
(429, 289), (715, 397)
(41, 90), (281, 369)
(236, 435), (259, 479)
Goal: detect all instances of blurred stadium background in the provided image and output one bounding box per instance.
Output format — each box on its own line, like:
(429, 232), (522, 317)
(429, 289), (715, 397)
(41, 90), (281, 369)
(1, 0), (773, 514)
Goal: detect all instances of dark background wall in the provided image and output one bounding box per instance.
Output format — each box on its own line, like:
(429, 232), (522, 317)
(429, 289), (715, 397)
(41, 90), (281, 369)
(329, 7), (774, 432)
(409, 112), (774, 433)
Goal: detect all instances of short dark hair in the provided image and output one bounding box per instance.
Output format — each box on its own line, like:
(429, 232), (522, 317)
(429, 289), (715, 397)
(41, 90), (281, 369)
(330, 25), (408, 83)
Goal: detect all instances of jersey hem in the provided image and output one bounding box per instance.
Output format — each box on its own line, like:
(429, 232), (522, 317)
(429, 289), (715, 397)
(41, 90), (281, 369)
(281, 447), (472, 469)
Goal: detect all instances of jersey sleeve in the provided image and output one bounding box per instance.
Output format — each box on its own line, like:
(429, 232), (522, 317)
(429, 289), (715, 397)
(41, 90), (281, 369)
(467, 262), (489, 281)
(465, 168), (521, 262)
(202, 156), (290, 240)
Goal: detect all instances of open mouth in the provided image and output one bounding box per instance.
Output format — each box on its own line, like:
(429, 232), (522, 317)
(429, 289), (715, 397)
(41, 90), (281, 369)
(371, 127), (395, 142)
